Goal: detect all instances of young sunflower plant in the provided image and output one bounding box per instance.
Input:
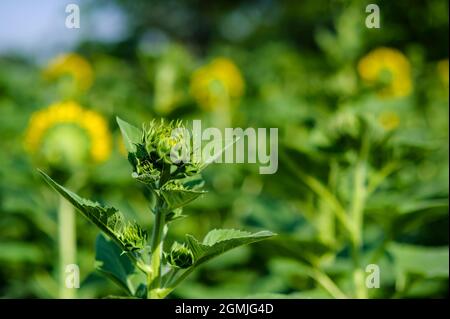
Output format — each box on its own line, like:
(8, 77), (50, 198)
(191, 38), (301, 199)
(39, 117), (274, 299)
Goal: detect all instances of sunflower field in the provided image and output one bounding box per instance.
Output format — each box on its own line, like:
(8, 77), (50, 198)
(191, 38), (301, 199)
(0, 0), (448, 299)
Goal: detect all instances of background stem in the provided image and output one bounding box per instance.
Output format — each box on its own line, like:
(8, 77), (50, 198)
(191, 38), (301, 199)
(58, 197), (77, 299)
(350, 132), (370, 299)
(281, 151), (353, 235)
(309, 267), (348, 299)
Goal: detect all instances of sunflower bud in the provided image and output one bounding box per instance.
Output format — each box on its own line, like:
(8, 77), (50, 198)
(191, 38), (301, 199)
(168, 242), (194, 269)
(157, 136), (178, 164)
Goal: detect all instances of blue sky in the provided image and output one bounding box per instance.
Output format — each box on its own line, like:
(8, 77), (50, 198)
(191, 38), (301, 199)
(0, 0), (128, 62)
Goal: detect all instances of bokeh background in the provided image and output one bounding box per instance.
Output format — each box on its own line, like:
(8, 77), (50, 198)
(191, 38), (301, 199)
(0, 0), (448, 298)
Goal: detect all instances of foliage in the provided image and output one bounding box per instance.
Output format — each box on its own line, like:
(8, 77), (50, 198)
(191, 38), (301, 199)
(39, 118), (274, 298)
(0, 0), (448, 299)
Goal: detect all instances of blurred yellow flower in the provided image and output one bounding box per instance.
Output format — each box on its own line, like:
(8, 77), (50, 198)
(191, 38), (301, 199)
(44, 53), (94, 91)
(437, 59), (449, 86)
(25, 101), (111, 165)
(358, 48), (412, 98)
(190, 57), (244, 110)
(378, 111), (400, 131)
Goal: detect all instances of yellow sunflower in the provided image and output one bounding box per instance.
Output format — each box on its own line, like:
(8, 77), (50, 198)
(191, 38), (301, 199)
(190, 57), (245, 110)
(24, 101), (111, 167)
(43, 53), (94, 92)
(437, 59), (449, 87)
(358, 47), (412, 98)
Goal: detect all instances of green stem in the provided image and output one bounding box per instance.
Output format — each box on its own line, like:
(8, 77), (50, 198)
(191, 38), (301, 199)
(367, 161), (399, 196)
(147, 196), (166, 298)
(213, 93), (231, 130)
(369, 235), (391, 264)
(318, 160), (339, 244)
(281, 152), (353, 235)
(58, 197), (77, 299)
(350, 133), (370, 299)
(308, 267), (348, 299)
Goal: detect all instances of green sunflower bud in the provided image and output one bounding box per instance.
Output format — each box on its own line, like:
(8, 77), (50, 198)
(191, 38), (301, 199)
(157, 136), (178, 164)
(168, 242), (194, 269)
(125, 119), (206, 191)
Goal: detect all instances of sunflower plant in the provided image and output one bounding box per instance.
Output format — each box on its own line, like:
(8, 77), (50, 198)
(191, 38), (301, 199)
(39, 117), (274, 299)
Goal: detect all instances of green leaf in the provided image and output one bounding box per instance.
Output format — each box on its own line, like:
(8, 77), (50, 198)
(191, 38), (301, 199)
(398, 199), (448, 214)
(0, 242), (45, 263)
(165, 208), (185, 223)
(161, 189), (205, 212)
(159, 176), (205, 212)
(95, 235), (136, 296)
(186, 229), (276, 267)
(388, 243), (449, 278)
(162, 229), (275, 296)
(38, 169), (147, 252)
(116, 116), (142, 153)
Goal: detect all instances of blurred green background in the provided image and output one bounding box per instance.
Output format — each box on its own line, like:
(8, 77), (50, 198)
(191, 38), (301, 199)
(0, 0), (448, 298)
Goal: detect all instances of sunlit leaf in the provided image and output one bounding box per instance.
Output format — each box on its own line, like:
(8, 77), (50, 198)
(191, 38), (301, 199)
(116, 116), (142, 153)
(38, 169), (147, 252)
(186, 229), (276, 266)
(160, 176), (205, 212)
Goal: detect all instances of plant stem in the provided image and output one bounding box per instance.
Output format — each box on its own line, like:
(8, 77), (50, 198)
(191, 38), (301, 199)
(213, 93), (231, 130)
(147, 196), (166, 298)
(350, 133), (370, 299)
(308, 267), (348, 299)
(317, 160), (339, 244)
(367, 161), (399, 195)
(58, 197), (76, 299)
(281, 152), (353, 235)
